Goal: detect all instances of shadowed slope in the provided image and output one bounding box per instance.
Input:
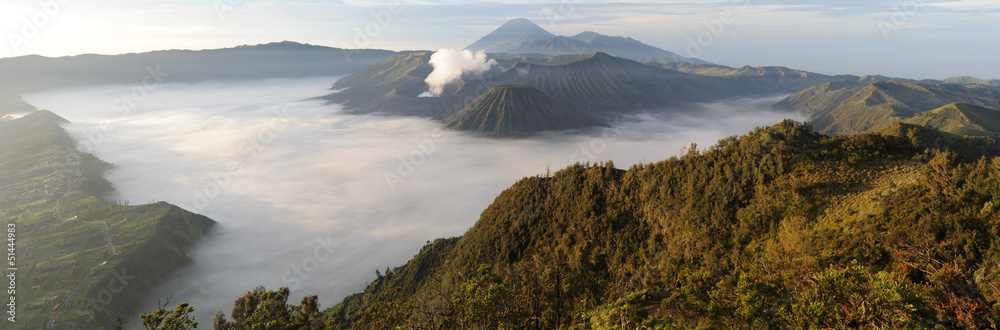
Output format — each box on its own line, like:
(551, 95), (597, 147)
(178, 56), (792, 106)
(443, 85), (604, 137)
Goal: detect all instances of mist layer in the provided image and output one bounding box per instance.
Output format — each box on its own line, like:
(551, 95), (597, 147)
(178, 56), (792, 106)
(23, 78), (800, 324)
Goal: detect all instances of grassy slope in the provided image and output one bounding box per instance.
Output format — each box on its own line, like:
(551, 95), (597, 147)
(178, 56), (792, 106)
(0, 111), (214, 329)
(776, 81), (1000, 135)
(904, 103), (1000, 136)
(324, 120), (1000, 328)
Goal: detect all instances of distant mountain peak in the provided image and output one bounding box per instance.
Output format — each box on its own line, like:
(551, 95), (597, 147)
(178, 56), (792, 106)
(467, 19), (710, 65)
(499, 18), (546, 30)
(569, 31), (601, 42)
(466, 18), (556, 53)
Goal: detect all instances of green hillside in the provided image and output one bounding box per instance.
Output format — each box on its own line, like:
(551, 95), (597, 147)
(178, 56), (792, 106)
(443, 85), (604, 137)
(775, 81), (1000, 135)
(318, 120), (1000, 328)
(0, 111), (214, 329)
(943, 76), (1000, 86)
(903, 103), (1000, 136)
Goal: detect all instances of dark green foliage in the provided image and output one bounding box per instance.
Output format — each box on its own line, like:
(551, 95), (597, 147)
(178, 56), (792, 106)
(323, 119), (1000, 328)
(140, 301), (199, 330)
(213, 286), (322, 329)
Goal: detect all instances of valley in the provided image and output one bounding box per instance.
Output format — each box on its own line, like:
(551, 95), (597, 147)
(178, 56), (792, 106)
(21, 77), (799, 326)
(0, 8), (998, 329)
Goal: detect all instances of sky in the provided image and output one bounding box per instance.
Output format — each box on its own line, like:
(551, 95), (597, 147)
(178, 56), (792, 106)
(1, 0), (998, 79)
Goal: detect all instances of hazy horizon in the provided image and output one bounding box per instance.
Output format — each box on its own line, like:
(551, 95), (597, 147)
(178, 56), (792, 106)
(2, 1), (998, 80)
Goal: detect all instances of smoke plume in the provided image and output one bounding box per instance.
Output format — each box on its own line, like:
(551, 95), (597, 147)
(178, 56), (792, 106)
(420, 49), (497, 97)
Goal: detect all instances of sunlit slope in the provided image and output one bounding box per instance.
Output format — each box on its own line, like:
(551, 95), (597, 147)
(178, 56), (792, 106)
(903, 103), (1000, 136)
(325, 120), (1000, 328)
(0, 111), (214, 329)
(776, 81), (1000, 134)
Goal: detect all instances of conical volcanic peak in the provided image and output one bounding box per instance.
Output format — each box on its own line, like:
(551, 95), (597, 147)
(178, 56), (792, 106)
(466, 18), (556, 53)
(444, 85), (604, 137)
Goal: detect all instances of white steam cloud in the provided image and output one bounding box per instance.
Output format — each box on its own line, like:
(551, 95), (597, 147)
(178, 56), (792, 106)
(419, 49), (497, 97)
(23, 78), (799, 328)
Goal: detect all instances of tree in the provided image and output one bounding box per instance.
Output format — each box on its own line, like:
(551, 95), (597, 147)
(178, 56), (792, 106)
(292, 295), (323, 328)
(213, 286), (321, 329)
(140, 299), (198, 330)
(451, 265), (516, 329)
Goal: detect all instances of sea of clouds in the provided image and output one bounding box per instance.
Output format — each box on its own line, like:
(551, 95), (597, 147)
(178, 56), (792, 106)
(23, 77), (801, 325)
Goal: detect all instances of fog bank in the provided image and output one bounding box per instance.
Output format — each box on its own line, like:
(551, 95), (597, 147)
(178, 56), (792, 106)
(24, 78), (800, 325)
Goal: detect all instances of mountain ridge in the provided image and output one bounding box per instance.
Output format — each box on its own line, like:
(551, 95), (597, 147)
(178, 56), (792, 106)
(903, 102), (1000, 136)
(466, 18), (557, 54)
(775, 80), (1000, 134)
(466, 18), (709, 65)
(0, 110), (215, 328)
(0, 41), (401, 115)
